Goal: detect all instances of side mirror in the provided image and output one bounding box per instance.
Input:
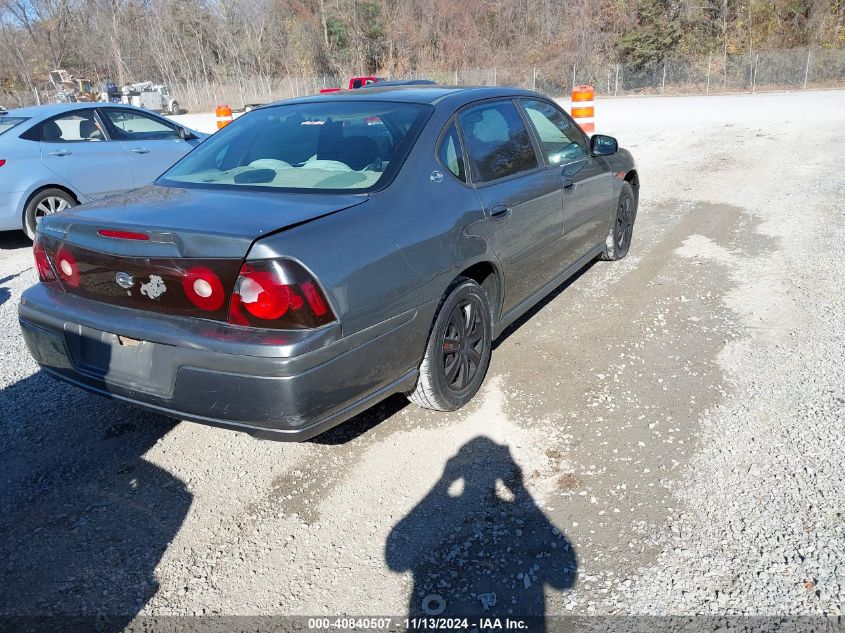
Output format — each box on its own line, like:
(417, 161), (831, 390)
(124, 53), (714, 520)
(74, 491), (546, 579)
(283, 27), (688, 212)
(177, 127), (197, 141)
(590, 134), (618, 156)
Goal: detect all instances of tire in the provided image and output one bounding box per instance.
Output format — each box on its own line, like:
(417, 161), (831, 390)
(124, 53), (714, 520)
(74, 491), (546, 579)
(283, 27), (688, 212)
(169, 101), (180, 115)
(244, 105), (254, 113)
(408, 277), (493, 411)
(23, 188), (75, 240)
(600, 181), (637, 261)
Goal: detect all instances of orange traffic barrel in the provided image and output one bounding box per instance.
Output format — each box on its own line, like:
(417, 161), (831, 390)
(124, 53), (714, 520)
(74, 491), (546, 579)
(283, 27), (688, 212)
(570, 85), (595, 134)
(216, 104), (233, 129)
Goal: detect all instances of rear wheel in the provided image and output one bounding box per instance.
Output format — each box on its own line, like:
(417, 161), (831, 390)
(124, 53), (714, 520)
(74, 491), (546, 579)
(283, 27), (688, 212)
(23, 188), (75, 240)
(601, 181), (637, 261)
(408, 277), (492, 411)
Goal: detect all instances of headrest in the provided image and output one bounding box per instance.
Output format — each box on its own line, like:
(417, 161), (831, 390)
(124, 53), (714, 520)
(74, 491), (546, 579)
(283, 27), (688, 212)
(41, 120), (63, 141)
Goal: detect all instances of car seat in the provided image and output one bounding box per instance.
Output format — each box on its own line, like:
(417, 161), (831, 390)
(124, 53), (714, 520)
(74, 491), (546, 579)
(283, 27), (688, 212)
(40, 121), (64, 142)
(317, 122), (380, 171)
(79, 117), (103, 141)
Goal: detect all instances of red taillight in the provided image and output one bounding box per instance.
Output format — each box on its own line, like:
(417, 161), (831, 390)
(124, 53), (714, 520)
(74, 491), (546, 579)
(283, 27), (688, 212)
(33, 238), (56, 282)
(97, 229), (150, 240)
(0, 159), (6, 167)
(181, 266), (225, 311)
(55, 247), (80, 287)
(300, 281), (328, 316)
(229, 260), (335, 329)
(234, 269), (302, 320)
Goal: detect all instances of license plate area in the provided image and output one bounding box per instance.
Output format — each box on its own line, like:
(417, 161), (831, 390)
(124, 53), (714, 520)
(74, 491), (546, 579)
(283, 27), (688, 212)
(64, 324), (175, 397)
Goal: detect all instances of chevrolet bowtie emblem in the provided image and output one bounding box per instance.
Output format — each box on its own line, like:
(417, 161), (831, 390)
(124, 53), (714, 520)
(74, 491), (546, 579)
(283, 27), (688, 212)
(115, 272), (135, 289)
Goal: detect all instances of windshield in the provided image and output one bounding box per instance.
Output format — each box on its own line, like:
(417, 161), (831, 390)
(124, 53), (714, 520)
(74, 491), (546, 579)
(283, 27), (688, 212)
(0, 116), (29, 136)
(160, 101), (431, 193)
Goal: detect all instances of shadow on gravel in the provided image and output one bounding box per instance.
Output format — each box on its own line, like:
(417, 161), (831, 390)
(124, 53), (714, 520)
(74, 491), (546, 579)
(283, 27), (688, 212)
(311, 260), (600, 445)
(0, 270), (27, 307)
(308, 393), (410, 445)
(0, 370), (191, 631)
(493, 259), (596, 350)
(0, 230), (31, 250)
(386, 437), (576, 630)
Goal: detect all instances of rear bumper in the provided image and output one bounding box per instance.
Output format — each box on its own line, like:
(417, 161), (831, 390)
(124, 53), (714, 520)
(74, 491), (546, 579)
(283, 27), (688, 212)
(19, 284), (431, 440)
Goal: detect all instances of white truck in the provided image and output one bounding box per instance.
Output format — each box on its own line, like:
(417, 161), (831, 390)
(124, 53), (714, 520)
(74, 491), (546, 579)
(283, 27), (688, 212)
(120, 82), (181, 114)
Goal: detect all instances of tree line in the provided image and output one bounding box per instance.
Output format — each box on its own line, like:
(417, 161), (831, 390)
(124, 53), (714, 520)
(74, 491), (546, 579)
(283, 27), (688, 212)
(1, 0), (843, 104)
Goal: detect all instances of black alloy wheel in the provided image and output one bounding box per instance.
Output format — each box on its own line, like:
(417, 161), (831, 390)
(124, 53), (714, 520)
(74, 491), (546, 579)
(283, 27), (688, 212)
(615, 193), (634, 252)
(601, 181), (636, 261)
(441, 296), (487, 395)
(408, 277), (493, 411)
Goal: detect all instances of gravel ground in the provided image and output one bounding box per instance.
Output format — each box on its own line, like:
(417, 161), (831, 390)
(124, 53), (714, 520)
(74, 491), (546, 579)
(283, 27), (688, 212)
(1, 90), (843, 626)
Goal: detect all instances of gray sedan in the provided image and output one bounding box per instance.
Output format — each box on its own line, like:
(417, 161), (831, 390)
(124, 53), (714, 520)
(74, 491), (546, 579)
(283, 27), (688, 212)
(0, 103), (205, 238)
(19, 85), (639, 441)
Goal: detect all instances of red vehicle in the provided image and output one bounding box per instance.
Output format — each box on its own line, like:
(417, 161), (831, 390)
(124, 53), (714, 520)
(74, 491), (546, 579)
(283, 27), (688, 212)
(319, 76), (385, 94)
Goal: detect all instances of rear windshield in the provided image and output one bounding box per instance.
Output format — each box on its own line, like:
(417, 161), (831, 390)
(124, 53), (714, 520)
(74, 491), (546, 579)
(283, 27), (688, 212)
(0, 116), (29, 136)
(160, 101), (431, 193)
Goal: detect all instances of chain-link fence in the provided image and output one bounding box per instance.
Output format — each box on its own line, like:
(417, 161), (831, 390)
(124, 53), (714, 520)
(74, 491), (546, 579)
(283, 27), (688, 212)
(168, 75), (346, 112)
(499, 48), (845, 98)
(3, 46), (844, 111)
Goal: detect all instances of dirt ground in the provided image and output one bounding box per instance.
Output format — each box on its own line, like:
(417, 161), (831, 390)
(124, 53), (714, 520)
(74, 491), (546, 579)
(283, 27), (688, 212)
(1, 90), (843, 625)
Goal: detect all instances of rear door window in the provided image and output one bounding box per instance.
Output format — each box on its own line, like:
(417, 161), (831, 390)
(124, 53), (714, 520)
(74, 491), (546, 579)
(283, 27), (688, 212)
(458, 100), (539, 183)
(36, 112), (106, 142)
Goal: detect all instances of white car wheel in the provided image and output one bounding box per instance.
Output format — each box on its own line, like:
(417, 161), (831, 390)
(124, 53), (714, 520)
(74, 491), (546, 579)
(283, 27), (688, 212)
(24, 189), (75, 240)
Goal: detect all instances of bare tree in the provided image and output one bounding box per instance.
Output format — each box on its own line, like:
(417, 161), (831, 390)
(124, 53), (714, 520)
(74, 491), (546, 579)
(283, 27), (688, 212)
(0, 0), (842, 108)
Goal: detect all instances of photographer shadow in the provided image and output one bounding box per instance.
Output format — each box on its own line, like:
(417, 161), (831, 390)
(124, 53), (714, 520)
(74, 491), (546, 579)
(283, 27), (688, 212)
(386, 437), (576, 630)
(0, 370), (190, 632)
(0, 271), (25, 308)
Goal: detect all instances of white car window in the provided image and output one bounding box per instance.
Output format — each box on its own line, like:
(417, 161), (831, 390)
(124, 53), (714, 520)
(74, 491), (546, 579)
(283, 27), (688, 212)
(40, 113), (104, 142)
(104, 110), (179, 141)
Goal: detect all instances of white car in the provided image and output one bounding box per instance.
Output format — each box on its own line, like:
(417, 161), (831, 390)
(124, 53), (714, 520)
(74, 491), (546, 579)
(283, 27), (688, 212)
(0, 102), (205, 238)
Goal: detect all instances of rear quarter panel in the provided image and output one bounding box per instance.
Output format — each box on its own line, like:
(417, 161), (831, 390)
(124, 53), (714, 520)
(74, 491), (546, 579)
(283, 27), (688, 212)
(0, 190), (26, 231)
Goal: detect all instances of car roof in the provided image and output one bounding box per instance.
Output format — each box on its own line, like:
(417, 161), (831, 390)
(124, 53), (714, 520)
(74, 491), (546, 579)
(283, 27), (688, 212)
(3, 102), (149, 119)
(278, 85), (542, 108)
(0, 102), (204, 138)
(5, 103), (101, 118)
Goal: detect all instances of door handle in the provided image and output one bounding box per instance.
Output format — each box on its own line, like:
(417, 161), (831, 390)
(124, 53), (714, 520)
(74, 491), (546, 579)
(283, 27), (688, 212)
(48, 149), (71, 157)
(490, 203), (511, 219)
(131, 148), (151, 154)
(561, 166), (577, 189)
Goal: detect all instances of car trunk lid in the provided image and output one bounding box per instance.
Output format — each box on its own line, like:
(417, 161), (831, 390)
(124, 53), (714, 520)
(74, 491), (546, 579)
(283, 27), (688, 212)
(40, 184), (367, 258)
(36, 184), (366, 322)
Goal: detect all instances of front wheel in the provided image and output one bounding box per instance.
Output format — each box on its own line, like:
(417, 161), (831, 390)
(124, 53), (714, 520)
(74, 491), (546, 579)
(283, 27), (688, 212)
(600, 181), (637, 261)
(23, 188), (75, 240)
(408, 277), (493, 411)
(169, 101), (180, 115)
